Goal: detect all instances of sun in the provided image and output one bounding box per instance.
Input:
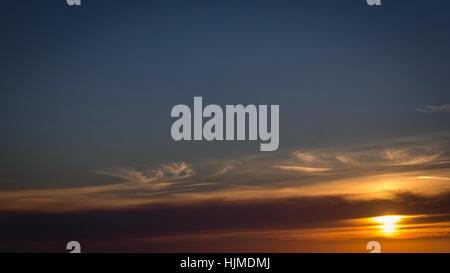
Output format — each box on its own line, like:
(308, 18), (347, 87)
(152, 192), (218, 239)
(373, 215), (403, 234)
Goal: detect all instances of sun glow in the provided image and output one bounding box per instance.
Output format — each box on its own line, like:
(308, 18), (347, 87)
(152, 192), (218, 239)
(373, 215), (404, 234)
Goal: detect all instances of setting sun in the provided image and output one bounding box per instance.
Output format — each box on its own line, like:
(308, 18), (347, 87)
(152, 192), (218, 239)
(373, 215), (404, 234)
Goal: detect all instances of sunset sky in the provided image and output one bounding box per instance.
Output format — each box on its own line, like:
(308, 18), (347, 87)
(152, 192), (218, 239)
(1, 0), (450, 252)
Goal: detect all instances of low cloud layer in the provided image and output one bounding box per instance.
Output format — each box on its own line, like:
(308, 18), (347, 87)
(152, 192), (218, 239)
(1, 192), (450, 252)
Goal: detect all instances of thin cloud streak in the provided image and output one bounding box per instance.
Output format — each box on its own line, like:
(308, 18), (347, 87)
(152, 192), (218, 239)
(417, 104), (450, 113)
(272, 165), (332, 173)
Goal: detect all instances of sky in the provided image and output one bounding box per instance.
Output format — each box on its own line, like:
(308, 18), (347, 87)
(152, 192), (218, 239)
(1, 0), (450, 252)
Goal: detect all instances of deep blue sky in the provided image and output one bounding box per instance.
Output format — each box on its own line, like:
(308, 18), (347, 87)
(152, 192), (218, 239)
(1, 0), (449, 189)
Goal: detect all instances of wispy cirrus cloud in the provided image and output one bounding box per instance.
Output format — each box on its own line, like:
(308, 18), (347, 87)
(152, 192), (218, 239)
(97, 162), (196, 190)
(417, 104), (450, 113)
(0, 134), (449, 213)
(0, 162), (198, 212)
(382, 148), (441, 166)
(293, 152), (321, 163)
(286, 137), (446, 170)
